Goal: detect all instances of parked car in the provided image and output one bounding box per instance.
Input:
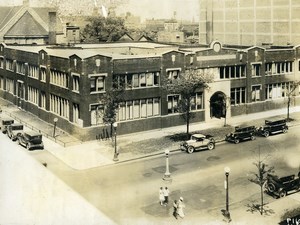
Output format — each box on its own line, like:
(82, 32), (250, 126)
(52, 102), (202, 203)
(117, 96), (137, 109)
(256, 118), (288, 137)
(7, 123), (24, 141)
(264, 172), (300, 198)
(225, 125), (256, 144)
(0, 117), (14, 134)
(17, 131), (44, 150)
(180, 133), (215, 153)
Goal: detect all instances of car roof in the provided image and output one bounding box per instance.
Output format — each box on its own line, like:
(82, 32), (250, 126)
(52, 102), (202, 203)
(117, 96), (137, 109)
(265, 117), (286, 122)
(23, 130), (41, 136)
(192, 134), (206, 138)
(9, 123), (23, 126)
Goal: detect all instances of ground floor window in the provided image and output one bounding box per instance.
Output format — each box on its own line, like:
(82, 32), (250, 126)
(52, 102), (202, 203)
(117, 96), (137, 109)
(265, 82), (292, 99)
(41, 92), (46, 109)
(73, 103), (80, 123)
(251, 85), (261, 102)
(5, 78), (14, 94)
(190, 92), (204, 111)
(231, 87), (246, 105)
(28, 86), (39, 105)
(0, 76), (3, 89)
(90, 104), (104, 125)
(118, 98), (160, 121)
(168, 95), (180, 114)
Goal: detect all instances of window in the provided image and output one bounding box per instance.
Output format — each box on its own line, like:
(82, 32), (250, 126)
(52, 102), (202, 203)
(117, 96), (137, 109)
(231, 87), (246, 105)
(6, 59), (14, 71)
(167, 69), (181, 81)
(73, 103), (80, 123)
(28, 86), (39, 105)
(41, 92), (46, 109)
(16, 61), (25, 75)
(219, 65), (246, 79)
(40, 67), (46, 82)
(28, 64), (39, 79)
(90, 104), (104, 125)
(0, 57), (4, 69)
(0, 76), (3, 89)
(251, 63), (261, 77)
(115, 72), (159, 89)
(168, 95), (180, 114)
(265, 63), (272, 76)
(251, 85), (261, 102)
(50, 94), (69, 119)
(89, 74), (106, 93)
(190, 92), (204, 111)
(265, 82), (292, 99)
(72, 73), (80, 92)
(6, 78), (14, 93)
(50, 69), (68, 88)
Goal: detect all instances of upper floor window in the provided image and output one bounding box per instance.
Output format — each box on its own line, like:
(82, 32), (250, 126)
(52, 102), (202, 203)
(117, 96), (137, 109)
(72, 73), (80, 92)
(0, 57), (4, 69)
(251, 85), (261, 102)
(16, 61), (25, 75)
(6, 59), (14, 71)
(114, 72), (160, 89)
(50, 69), (68, 88)
(266, 62), (293, 75)
(251, 63), (261, 77)
(167, 68), (181, 81)
(40, 66), (46, 82)
(28, 64), (39, 79)
(89, 74), (106, 93)
(219, 65), (246, 79)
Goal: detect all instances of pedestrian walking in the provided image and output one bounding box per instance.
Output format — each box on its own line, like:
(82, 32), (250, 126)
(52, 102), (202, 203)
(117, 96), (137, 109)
(172, 200), (178, 219)
(163, 187), (169, 205)
(177, 197), (185, 219)
(159, 187), (165, 205)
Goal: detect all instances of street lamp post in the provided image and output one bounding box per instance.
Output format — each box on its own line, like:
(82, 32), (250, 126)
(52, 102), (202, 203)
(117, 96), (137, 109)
(113, 122), (119, 162)
(53, 118), (58, 138)
(163, 149), (172, 181)
(224, 166), (231, 222)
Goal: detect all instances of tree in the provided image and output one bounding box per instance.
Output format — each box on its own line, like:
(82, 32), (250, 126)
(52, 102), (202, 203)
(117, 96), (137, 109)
(82, 16), (127, 43)
(98, 85), (125, 136)
(248, 147), (274, 215)
(286, 81), (300, 121)
(162, 69), (213, 138)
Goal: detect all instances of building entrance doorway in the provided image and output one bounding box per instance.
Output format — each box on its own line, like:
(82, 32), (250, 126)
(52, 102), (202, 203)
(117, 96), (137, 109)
(210, 91), (226, 119)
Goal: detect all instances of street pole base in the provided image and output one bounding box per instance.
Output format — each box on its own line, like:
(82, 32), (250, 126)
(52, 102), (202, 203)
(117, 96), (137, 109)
(113, 153), (119, 162)
(221, 210), (231, 223)
(163, 173), (172, 181)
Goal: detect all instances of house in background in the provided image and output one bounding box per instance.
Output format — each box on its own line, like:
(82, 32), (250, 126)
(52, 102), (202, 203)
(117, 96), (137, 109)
(0, 0), (62, 45)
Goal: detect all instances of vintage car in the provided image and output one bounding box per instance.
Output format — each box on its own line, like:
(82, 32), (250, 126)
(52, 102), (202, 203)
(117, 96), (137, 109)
(17, 131), (44, 150)
(264, 173), (300, 198)
(256, 118), (288, 137)
(7, 123), (24, 141)
(225, 125), (256, 144)
(180, 133), (215, 154)
(0, 117), (14, 134)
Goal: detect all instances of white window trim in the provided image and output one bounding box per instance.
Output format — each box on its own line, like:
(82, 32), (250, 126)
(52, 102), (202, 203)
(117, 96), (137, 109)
(251, 62), (262, 77)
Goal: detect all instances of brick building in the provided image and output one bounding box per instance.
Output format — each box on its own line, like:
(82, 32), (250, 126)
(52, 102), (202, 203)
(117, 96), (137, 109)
(0, 41), (300, 141)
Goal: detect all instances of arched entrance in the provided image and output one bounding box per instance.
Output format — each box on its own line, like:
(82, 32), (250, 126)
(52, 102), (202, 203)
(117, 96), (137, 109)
(210, 92), (226, 119)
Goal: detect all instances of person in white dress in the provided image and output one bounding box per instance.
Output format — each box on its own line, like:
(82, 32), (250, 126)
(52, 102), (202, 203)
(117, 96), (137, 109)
(177, 197), (185, 218)
(159, 187), (165, 205)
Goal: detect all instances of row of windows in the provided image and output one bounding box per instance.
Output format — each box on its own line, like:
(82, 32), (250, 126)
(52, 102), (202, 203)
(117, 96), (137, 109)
(114, 72), (160, 89)
(231, 87), (246, 105)
(265, 62), (293, 75)
(16, 62), (26, 75)
(220, 65), (246, 79)
(167, 92), (204, 114)
(49, 94), (70, 119)
(266, 82), (292, 99)
(50, 70), (69, 88)
(28, 65), (39, 79)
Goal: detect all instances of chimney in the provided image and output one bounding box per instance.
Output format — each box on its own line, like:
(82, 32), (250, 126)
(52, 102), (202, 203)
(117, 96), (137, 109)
(48, 11), (57, 45)
(206, 0), (213, 44)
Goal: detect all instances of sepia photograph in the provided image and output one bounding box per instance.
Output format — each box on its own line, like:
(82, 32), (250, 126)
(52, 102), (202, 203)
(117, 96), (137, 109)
(0, 0), (300, 224)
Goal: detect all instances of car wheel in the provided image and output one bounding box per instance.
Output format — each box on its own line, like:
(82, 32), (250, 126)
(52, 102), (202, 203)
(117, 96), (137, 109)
(267, 183), (276, 193)
(187, 146), (195, 154)
(282, 128), (287, 133)
(26, 144), (30, 150)
(250, 135), (255, 140)
(17, 139), (20, 145)
(263, 181), (269, 192)
(264, 131), (269, 137)
(234, 139), (240, 144)
(279, 190), (287, 198)
(207, 142), (215, 150)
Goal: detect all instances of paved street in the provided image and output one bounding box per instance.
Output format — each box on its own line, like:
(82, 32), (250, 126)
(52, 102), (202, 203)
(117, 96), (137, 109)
(1, 99), (300, 224)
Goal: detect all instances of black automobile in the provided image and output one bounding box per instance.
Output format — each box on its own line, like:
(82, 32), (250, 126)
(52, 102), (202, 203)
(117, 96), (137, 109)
(225, 125), (256, 144)
(7, 123), (24, 141)
(17, 131), (44, 150)
(264, 173), (300, 198)
(0, 117), (14, 134)
(256, 118), (288, 137)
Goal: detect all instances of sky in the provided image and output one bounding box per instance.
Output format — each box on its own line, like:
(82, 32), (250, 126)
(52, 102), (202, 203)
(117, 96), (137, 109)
(0, 0), (199, 22)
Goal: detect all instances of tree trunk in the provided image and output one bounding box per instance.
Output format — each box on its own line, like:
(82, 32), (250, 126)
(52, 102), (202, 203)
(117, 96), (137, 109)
(260, 182), (263, 215)
(186, 111), (190, 139)
(287, 97), (291, 121)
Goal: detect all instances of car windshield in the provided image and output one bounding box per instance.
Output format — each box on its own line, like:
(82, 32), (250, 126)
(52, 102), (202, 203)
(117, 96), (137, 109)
(11, 125), (23, 130)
